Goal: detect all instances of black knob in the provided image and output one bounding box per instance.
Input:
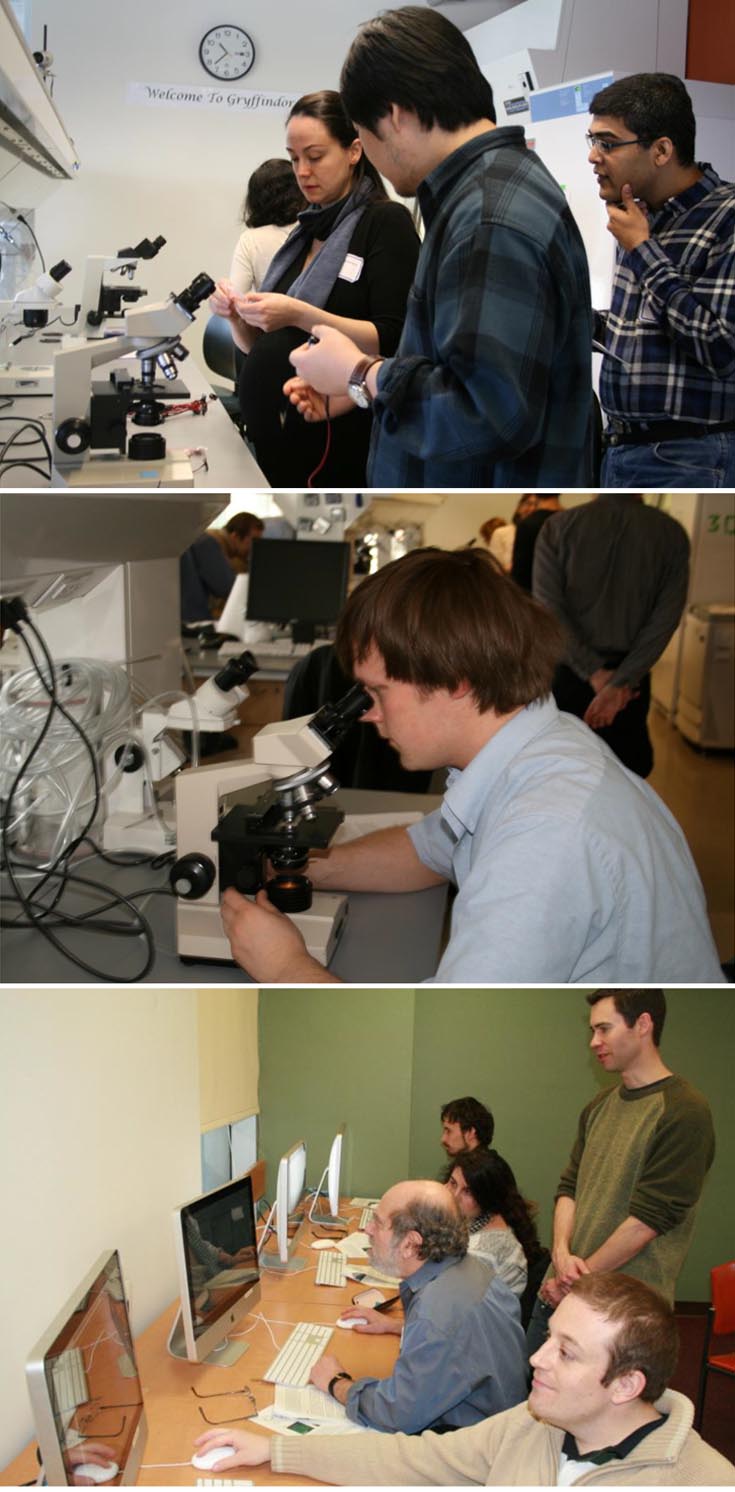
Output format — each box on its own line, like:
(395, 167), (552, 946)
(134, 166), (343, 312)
(170, 854), (216, 900)
(114, 742), (144, 773)
(266, 874), (312, 913)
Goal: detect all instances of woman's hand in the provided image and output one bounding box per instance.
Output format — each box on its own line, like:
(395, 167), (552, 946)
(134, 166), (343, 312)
(238, 291), (305, 333)
(208, 278), (239, 319)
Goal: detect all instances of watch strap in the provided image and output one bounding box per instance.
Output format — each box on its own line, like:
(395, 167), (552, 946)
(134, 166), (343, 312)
(328, 1371), (353, 1399)
(347, 355), (381, 406)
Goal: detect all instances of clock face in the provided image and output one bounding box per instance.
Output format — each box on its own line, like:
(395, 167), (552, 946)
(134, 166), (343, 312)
(199, 25), (255, 81)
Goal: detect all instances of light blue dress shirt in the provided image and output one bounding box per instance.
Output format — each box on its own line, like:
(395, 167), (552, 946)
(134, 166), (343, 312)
(409, 698), (724, 984)
(345, 1253), (527, 1434)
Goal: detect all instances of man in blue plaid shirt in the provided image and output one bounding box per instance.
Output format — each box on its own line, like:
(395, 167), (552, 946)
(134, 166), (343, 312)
(286, 6), (593, 488)
(589, 73), (735, 488)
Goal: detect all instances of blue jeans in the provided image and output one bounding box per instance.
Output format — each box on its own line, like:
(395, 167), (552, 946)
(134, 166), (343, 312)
(602, 431), (735, 488)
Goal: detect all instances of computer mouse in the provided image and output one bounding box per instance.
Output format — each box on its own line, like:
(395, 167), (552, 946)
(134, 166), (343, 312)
(311, 1238), (339, 1250)
(336, 1315), (368, 1329)
(191, 1445), (238, 1471)
(69, 1463), (119, 1485)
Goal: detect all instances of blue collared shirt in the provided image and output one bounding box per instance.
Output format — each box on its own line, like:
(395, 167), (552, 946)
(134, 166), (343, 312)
(409, 698), (724, 983)
(368, 128), (593, 488)
(345, 1253), (527, 1434)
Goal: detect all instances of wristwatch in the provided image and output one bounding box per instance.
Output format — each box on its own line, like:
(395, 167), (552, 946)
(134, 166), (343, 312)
(328, 1371), (353, 1399)
(347, 355), (382, 409)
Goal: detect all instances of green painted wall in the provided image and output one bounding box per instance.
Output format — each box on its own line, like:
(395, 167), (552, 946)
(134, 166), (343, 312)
(259, 987), (734, 1301)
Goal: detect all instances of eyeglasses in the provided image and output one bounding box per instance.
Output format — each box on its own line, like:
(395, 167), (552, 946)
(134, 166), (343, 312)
(585, 132), (643, 154)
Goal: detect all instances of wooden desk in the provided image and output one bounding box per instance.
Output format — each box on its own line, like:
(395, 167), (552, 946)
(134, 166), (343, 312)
(1, 1210), (399, 1488)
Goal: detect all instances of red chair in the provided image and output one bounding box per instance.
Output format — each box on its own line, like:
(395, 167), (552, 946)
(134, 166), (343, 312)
(695, 1260), (735, 1431)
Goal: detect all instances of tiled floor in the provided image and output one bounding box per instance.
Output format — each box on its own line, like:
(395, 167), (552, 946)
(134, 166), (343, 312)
(648, 706), (734, 965)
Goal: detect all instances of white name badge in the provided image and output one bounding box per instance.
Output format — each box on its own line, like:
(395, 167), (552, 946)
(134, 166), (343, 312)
(339, 253), (364, 283)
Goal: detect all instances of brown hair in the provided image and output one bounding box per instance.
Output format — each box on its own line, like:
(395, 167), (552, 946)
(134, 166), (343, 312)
(224, 512), (265, 540)
(587, 989), (666, 1047)
(335, 547), (563, 715)
(479, 517), (506, 544)
(569, 1273), (678, 1402)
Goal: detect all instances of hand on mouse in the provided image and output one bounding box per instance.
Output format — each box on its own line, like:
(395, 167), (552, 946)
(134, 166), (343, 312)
(338, 1305), (401, 1334)
(193, 1429), (270, 1470)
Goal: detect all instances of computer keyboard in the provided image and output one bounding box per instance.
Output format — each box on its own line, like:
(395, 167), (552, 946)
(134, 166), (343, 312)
(359, 1205), (376, 1230)
(253, 639), (317, 658)
(315, 1250), (347, 1287)
(262, 1320), (334, 1385)
(51, 1347), (89, 1412)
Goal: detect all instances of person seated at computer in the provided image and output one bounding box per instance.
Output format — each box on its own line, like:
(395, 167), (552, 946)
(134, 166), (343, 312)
(445, 1148), (543, 1296)
(185, 1215), (257, 1281)
(192, 1272), (735, 1485)
(440, 1095), (495, 1159)
(305, 1180), (525, 1434)
(208, 90), (419, 487)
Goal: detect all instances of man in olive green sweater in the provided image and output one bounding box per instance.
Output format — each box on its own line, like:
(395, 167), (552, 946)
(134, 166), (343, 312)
(192, 1272), (734, 1484)
(526, 988), (715, 1356)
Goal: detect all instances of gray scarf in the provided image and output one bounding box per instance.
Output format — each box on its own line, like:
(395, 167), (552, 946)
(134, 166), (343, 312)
(258, 175), (374, 307)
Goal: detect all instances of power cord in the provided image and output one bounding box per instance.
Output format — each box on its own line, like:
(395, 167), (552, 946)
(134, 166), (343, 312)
(0, 602), (166, 980)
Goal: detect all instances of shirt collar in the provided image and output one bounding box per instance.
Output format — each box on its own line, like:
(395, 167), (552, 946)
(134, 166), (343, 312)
(399, 1251), (462, 1303)
(417, 126), (526, 229)
(561, 1414), (668, 1464)
(440, 696), (559, 840)
(651, 162), (722, 224)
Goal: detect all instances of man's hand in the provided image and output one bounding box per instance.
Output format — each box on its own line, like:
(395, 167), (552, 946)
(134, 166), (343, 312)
(539, 1276), (566, 1308)
(554, 1251), (590, 1289)
(239, 291), (303, 333)
(337, 1305), (401, 1335)
(193, 1429), (270, 1470)
(310, 1352), (347, 1395)
(289, 324), (362, 395)
(282, 376), (329, 422)
(606, 184), (650, 252)
(220, 888), (323, 981)
(584, 682), (633, 729)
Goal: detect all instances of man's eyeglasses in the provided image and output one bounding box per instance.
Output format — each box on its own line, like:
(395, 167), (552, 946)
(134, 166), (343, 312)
(585, 133), (643, 154)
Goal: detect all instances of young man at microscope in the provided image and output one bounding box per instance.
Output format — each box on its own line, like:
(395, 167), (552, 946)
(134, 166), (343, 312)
(220, 547), (724, 985)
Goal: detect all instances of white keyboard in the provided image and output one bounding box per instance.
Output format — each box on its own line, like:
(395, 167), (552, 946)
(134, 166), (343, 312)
(263, 1320), (333, 1385)
(315, 1250), (347, 1286)
(51, 1347), (89, 1412)
(359, 1205), (376, 1230)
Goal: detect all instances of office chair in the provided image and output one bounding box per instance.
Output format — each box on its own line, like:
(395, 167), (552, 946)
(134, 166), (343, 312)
(202, 313), (244, 430)
(694, 1260), (735, 1431)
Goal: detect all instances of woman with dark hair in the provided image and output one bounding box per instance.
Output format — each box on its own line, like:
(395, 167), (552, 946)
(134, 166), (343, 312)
(445, 1149), (543, 1295)
(229, 159), (306, 298)
(210, 90), (419, 486)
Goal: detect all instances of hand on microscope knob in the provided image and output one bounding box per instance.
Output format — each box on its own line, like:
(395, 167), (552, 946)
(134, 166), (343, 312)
(220, 887), (322, 982)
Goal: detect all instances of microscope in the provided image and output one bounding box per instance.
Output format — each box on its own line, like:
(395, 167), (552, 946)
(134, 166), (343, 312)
(102, 650), (258, 855)
(51, 270), (215, 484)
(170, 683), (371, 965)
(78, 234), (167, 332)
(0, 259), (76, 396)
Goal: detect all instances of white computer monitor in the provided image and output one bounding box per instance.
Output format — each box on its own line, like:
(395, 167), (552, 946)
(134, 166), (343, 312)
(259, 1140), (307, 1274)
(169, 1171), (261, 1369)
(308, 1126), (347, 1227)
(25, 1249), (147, 1487)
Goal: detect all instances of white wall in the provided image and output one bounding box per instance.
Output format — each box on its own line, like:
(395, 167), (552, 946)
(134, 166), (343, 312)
(421, 490), (595, 549)
(29, 0), (396, 362)
(0, 988), (202, 1467)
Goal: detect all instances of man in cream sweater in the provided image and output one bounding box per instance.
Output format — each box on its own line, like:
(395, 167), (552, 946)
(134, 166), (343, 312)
(192, 1271), (734, 1484)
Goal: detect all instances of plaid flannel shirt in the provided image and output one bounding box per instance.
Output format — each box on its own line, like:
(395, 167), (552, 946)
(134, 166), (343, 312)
(597, 164), (735, 424)
(368, 128), (593, 487)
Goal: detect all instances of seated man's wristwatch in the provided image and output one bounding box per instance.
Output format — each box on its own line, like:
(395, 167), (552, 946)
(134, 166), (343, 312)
(328, 1371), (353, 1399)
(347, 355), (382, 408)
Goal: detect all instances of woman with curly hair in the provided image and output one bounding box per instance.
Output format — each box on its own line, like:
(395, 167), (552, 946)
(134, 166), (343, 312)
(445, 1148), (543, 1295)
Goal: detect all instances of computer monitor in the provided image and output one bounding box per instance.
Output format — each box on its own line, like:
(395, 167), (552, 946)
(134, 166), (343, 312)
(25, 1249), (147, 1487)
(169, 1171), (261, 1369)
(308, 1126), (348, 1228)
(246, 538), (351, 643)
(258, 1140), (307, 1274)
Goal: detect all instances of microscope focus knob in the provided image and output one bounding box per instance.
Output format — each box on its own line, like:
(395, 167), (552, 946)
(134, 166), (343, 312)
(170, 854), (216, 900)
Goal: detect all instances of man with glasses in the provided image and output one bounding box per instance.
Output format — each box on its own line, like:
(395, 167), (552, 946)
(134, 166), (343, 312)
(588, 73), (735, 488)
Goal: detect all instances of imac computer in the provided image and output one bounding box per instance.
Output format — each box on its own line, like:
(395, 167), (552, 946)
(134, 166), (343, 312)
(258, 1140), (308, 1274)
(169, 1171), (261, 1369)
(308, 1126), (348, 1228)
(25, 1249), (147, 1487)
(246, 538), (351, 644)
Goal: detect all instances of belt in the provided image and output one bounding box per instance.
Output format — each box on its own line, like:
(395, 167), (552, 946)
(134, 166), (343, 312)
(604, 418), (735, 447)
